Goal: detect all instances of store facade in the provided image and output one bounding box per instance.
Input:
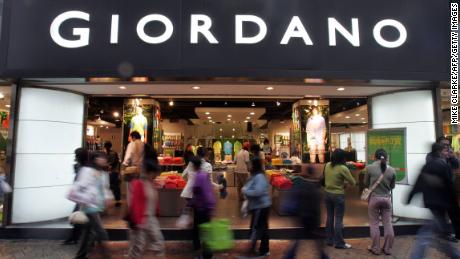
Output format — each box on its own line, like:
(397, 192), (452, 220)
(0, 0), (450, 230)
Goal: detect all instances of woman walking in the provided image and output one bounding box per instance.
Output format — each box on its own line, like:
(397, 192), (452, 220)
(364, 149), (396, 255)
(190, 157), (216, 259)
(74, 152), (113, 259)
(127, 160), (165, 258)
(323, 149), (356, 249)
(243, 158), (272, 257)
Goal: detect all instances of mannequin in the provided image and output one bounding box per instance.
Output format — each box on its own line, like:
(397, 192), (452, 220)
(130, 106), (148, 142)
(306, 107), (326, 163)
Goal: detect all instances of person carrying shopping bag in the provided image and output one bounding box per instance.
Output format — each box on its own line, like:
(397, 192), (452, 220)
(127, 159), (165, 258)
(364, 149), (396, 255)
(190, 157), (216, 259)
(242, 158), (272, 257)
(68, 151), (113, 259)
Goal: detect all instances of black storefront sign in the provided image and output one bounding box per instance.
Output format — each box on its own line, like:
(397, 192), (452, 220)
(0, 0), (450, 79)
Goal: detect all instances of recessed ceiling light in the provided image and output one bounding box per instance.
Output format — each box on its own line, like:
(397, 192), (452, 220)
(227, 115), (232, 118)
(232, 135), (235, 138)
(361, 117), (365, 120)
(5, 104), (10, 108)
(345, 116), (351, 119)
(276, 101), (281, 106)
(205, 112), (210, 115)
(265, 86), (274, 91)
(169, 100), (174, 106)
(280, 120), (285, 124)
(251, 102), (256, 107)
(192, 86), (201, 90)
(220, 135), (223, 138)
(244, 120), (248, 123)
(250, 112), (255, 115)
(119, 86), (127, 90)
(219, 128), (223, 131)
(113, 112), (120, 117)
(308, 100), (312, 103)
(232, 128), (235, 131)
(337, 87), (345, 91)
(355, 114), (360, 117)
(115, 119), (120, 122)
(246, 117), (251, 120)
(207, 116), (212, 119)
(362, 121), (367, 124)
(227, 118), (231, 121)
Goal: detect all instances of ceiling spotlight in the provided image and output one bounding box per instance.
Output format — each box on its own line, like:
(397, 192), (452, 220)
(362, 121), (367, 124)
(207, 117), (212, 119)
(115, 119), (120, 122)
(113, 112), (120, 117)
(232, 135), (235, 138)
(361, 117), (365, 120)
(313, 100), (318, 106)
(337, 87), (345, 91)
(219, 128), (223, 131)
(232, 128), (236, 131)
(227, 115), (232, 118)
(276, 101), (281, 106)
(220, 135), (223, 138)
(246, 117), (251, 120)
(265, 86), (274, 91)
(169, 100), (174, 106)
(5, 104), (10, 108)
(345, 116), (351, 119)
(251, 102), (256, 107)
(280, 120), (285, 124)
(192, 86), (201, 90)
(119, 86), (127, 90)
(199, 101), (203, 105)
(224, 102), (228, 105)
(308, 100), (312, 103)
(227, 118), (231, 121)
(244, 120), (248, 123)
(205, 112), (210, 115)
(355, 114), (360, 117)
(250, 112), (255, 115)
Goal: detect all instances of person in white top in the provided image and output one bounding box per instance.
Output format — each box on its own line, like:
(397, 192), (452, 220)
(181, 147), (214, 199)
(235, 143), (250, 200)
(123, 131), (145, 169)
(306, 107), (326, 163)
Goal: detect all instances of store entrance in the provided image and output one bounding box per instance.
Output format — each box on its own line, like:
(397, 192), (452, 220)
(86, 96), (370, 229)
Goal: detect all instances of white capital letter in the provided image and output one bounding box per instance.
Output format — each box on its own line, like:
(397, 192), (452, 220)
(50, 11), (90, 48)
(280, 16), (313, 45)
(328, 18), (360, 47)
(110, 15), (119, 44)
(235, 15), (267, 44)
(191, 14), (219, 44)
(137, 14), (174, 44)
(373, 19), (407, 48)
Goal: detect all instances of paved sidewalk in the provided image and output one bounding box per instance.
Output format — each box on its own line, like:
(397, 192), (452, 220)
(0, 236), (459, 259)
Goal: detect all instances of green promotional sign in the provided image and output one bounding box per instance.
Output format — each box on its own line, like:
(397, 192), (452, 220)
(367, 128), (407, 183)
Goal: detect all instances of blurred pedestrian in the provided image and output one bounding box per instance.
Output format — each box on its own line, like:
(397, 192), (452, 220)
(236, 143), (251, 201)
(62, 148), (89, 245)
(282, 166), (329, 259)
(143, 143), (159, 167)
(74, 152), (113, 259)
(104, 142), (121, 207)
(364, 149), (396, 255)
(190, 157), (216, 259)
(184, 144), (195, 166)
(250, 144), (266, 171)
(430, 136), (460, 241)
(242, 158), (271, 257)
(408, 142), (460, 258)
(323, 148), (356, 249)
(127, 160), (165, 258)
(122, 131), (145, 174)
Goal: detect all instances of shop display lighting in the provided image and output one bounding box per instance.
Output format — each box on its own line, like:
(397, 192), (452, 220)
(207, 116), (212, 119)
(169, 100), (174, 106)
(232, 128), (235, 131)
(219, 128), (223, 131)
(361, 117), (365, 120)
(192, 86), (201, 90)
(337, 87), (345, 91)
(265, 86), (274, 91)
(205, 112), (210, 115)
(276, 101), (281, 106)
(113, 111), (120, 117)
(227, 118), (231, 121)
(251, 102), (256, 107)
(250, 112), (255, 115)
(244, 120), (248, 123)
(119, 86), (127, 90)
(355, 114), (360, 116)
(5, 105), (10, 108)
(345, 116), (351, 119)
(227, 114), (232, 117)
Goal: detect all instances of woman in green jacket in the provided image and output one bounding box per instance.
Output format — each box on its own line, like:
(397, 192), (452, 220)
(323, 149), (356, 249)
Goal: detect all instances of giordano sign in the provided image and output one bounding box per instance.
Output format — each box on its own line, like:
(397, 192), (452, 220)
(0, 0), (449, 79)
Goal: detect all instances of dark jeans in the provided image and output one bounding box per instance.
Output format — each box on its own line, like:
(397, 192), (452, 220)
(448, 204), (460, 238)
(325, 192), (346, 247)
(410, 208), (460, 259)
(76, 213), (110, 259)
(192, 208), (213, 259)
(283, 216), (328, 259)
(249, 207), (270, 254)
(109, 172), (121, 202)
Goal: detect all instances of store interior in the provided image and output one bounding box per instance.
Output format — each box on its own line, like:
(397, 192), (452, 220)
(0, 86), (11, 224)
(10, 79), (431, 229)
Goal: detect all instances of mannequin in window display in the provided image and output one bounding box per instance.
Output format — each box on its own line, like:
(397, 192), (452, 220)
(130, 106), (148, 143)
(306, 107), (326, 163)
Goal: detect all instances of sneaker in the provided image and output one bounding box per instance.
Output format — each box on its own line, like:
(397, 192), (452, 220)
(445, 234), (458, 243)
(259, 251), (270, 256)
(335, 243), (352, 249)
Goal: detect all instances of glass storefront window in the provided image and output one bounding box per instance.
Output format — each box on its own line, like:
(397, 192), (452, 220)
(0, 85), (12, 226)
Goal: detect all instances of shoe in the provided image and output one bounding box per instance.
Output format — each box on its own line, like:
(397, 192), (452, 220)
(445, 234), (458, 243)
(259, 251), (270, 256)
(367, 246), (380, 255)
(335, 243), (352, 249)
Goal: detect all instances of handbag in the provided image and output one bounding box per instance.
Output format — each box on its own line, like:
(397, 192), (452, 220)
(240, 199), (249, 218)
(175, 207), (193, 229)
(199, 219), (235, 252)
(0, 179), (12, 194)
(361, 172), (385, 201)
(68, 211), (89, 225)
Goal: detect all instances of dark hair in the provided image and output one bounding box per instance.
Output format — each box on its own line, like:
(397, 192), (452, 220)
(130, 131), (141, 140)
(375, 149), (388, 174)
(196, 147), (206, 158)
(331, 149), (346, 167)
(436, 136), (449, 144)
(89, 151), (107, 169)
(430, 142), (446, 158)
(250, 158), (263, 175)
(250, 144), (261, 155)
(103, 141), (112, 149)
(191, 156), (202, 171)
(144, 143), (159, 164)
(75, 148), (89, 166)
(264, 138), (269, 145)
(144, 159), (160, 176)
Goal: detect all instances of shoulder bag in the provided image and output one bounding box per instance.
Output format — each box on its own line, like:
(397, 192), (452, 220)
(361, 172), (385, 201)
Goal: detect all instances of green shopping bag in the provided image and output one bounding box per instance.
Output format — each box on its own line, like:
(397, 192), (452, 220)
(199, 218), (235, 252)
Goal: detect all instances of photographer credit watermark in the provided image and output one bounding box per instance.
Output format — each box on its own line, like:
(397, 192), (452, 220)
(452, 2), (459, 124)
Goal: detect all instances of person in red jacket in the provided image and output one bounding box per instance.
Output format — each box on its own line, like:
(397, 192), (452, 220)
(127, 160), (165, 258)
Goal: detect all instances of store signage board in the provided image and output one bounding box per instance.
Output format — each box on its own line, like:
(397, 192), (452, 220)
(367, 128), (407, 184)
(0, 0), (449, 79)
